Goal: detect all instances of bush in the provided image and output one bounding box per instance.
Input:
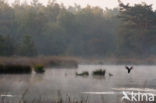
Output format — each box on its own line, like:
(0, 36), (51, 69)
(34, 64), (45, 73)
(92, 69), (106, 76)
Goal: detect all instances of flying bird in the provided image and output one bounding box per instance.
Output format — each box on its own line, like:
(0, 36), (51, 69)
(125, 66), (133, 73)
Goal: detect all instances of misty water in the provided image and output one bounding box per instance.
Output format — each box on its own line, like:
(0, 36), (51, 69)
(0, 65), (156, 103)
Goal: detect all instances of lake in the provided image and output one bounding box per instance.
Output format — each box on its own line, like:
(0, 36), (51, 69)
(0, 64), (156, 103)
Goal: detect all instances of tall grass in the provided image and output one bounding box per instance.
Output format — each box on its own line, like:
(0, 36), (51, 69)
(0, 56), (79, 68)
(0, 56), (79, 74)
(34, 64), (45, 73)
(0, 89), (88, 103)
(0, 64), (32, 74)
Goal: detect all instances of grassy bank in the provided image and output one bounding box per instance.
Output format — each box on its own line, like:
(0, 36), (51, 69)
(0, 64), (31, 74)
(0, 56), (156, 71)
(0, 56), (79, 74)
(78, 57), (156, 65)
(0, 56), (79, 68)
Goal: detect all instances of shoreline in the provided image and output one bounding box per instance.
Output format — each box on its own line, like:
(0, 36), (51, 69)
(0, 56), (156, 66)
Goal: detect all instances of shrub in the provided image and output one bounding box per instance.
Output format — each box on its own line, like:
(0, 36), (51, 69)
(34, 64), (45, 73)
(92, 69), (106, 76)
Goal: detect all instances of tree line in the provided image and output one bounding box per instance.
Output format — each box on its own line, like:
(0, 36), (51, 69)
(0, 0), (156, 58)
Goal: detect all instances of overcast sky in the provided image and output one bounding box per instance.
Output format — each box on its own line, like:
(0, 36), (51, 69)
(9, 0), (156, 9)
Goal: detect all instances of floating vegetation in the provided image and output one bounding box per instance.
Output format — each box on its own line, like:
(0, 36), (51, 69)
(0, 64), (32, 74)
(92, 69), (106, 76)
(76, 71), (89, 76)
(34, 64), (45, 73)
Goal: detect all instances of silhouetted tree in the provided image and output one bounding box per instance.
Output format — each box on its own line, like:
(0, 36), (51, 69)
(117, 2), (156, 57)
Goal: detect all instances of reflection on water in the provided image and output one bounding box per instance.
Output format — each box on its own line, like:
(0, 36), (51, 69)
(0, 65), (156, 103)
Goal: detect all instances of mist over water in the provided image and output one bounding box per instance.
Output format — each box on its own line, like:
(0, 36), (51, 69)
(0, 65), (156, 103)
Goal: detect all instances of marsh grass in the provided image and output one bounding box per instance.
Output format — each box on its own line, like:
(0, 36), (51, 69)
(0, 89), (155, 103)
(34, 64), (45, 73)
(0, 56), (79, 68)
(92, 69), (106, 76)
(0, 64), (32, 74)
(0, 56), (79, 74)
(0, 89), (88, 103)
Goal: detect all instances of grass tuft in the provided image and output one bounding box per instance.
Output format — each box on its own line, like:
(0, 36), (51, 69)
(92, 69), (106, 76)
(34, 64), (45, 73)
(0, 64), (32, 74)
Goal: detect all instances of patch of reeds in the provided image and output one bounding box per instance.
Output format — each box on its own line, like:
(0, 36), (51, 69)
(34, 64), (45, 73)
(92, 69), (106, 76)
(0, 56), (79, 68)
(0, 89), (88, 103)
(0, 64), (32, 74)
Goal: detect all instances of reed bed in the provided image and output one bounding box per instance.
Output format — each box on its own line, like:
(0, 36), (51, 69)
(0, 64), (32, 74)
(0, 56), (79, 68)
(92, 69), (106, 76)
(34, 64), (45, 73)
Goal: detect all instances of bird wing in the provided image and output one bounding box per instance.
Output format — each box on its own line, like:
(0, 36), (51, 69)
(125, 66), (129, 70)
(130, 66), (133, 70)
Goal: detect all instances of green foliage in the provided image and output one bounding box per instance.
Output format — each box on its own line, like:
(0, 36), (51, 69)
(34, 64), (45, 73)
(0, 1), (119, 57)
(0, 1), (155, 58)
(0, 35), (15, 56)
(19, 35), (37, 56)
(117, 2), (156, 58)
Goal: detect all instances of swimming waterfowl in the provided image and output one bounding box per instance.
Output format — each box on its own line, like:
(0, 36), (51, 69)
(108, 73), (113, 77)
(125, 66), (133, 73)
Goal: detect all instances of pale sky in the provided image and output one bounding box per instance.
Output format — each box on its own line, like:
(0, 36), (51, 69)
(9, 0), (156, 9)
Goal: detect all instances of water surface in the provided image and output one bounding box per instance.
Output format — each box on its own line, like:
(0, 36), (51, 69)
(0, 65), (156, 103)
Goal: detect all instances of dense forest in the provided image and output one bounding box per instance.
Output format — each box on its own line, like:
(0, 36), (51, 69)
(0, 0), (156, 58)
